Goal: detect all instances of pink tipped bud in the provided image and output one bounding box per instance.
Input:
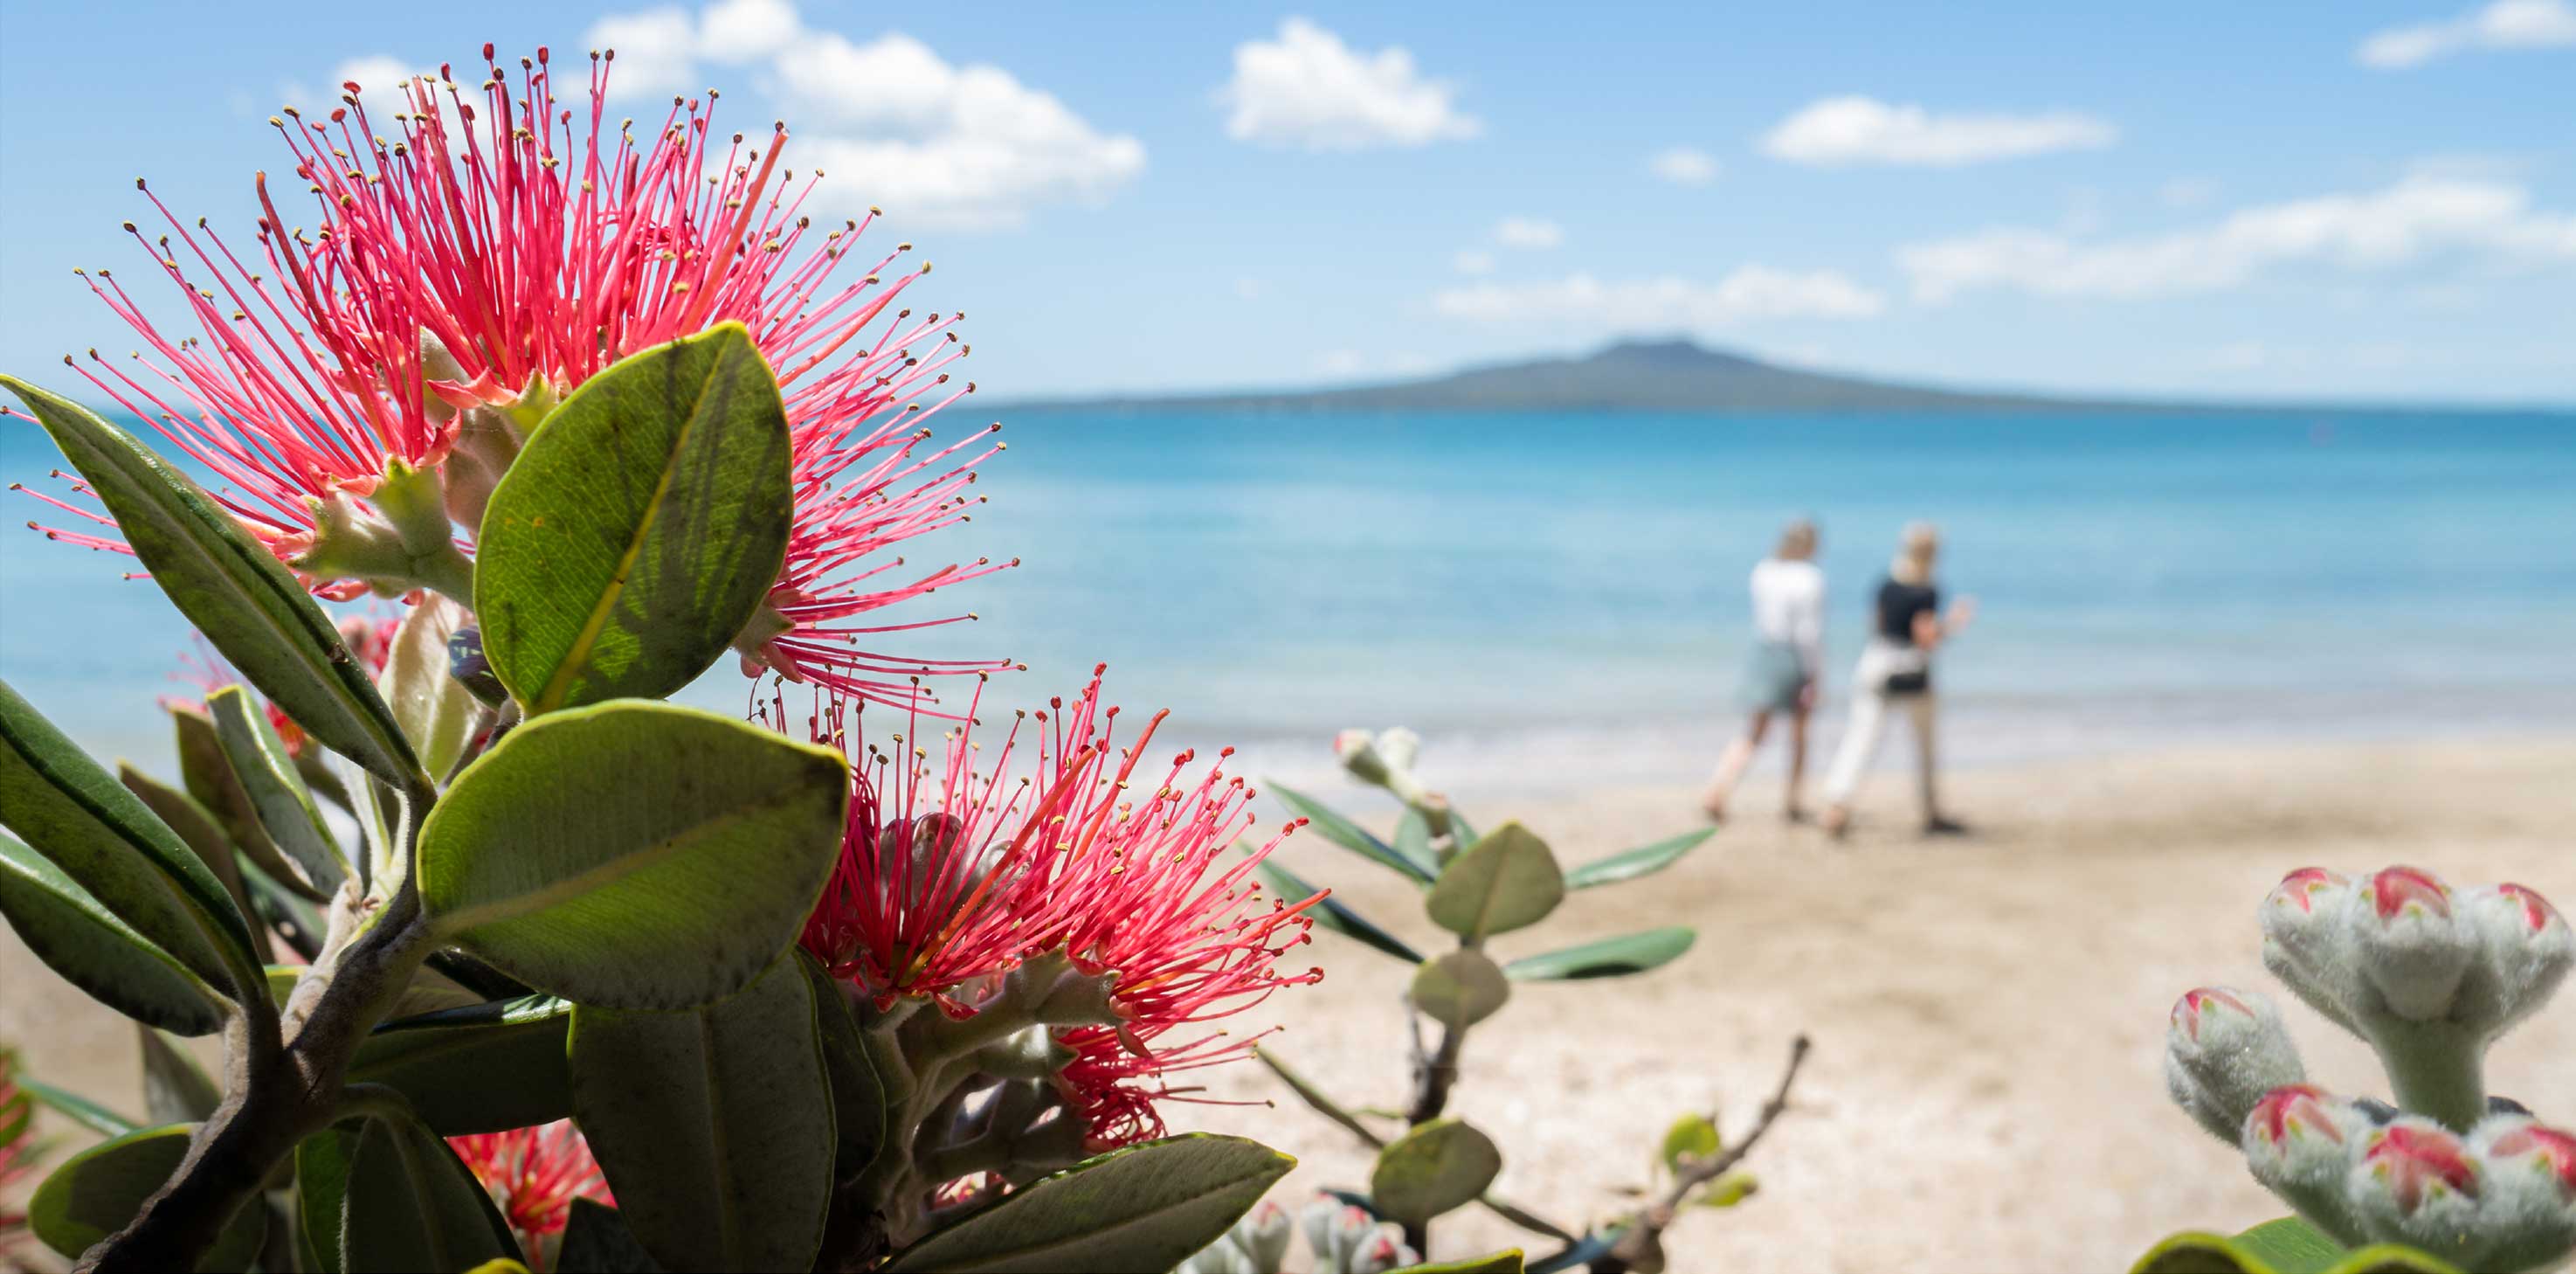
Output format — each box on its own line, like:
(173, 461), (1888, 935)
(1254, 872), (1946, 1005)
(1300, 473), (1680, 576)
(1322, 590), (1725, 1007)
(2261, 868), (2360, 1028)
(2469, 1116), (2576, 1270)
(2349, 866), (2474, 1021)
(1348, 1225), (1421, 1274)
(2241, 1084), (2370, 1243)
(2458, 883), (2574, 1035)
(2345, 1118), (2486, 1261)
(1334, 729), (1392, 786)
(1226, 1198), (1294, 1273)
(2165, 987), (2306, 1145)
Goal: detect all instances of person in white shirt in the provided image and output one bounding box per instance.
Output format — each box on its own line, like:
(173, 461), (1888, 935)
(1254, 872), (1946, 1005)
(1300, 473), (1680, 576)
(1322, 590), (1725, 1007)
(1701, 518), (1825, 822)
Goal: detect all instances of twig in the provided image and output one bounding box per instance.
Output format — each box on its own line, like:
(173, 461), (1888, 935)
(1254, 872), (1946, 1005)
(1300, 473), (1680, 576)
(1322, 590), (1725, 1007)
(1659, 1033), (1809, 1213)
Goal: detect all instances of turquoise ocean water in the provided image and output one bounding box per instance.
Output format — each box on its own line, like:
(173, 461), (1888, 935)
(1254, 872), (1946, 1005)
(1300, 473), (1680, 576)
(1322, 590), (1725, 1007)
(3, 406), (2571, 800)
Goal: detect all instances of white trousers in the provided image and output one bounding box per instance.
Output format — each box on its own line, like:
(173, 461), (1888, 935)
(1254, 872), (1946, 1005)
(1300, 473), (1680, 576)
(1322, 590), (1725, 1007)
(1820, 689), (1937, 812)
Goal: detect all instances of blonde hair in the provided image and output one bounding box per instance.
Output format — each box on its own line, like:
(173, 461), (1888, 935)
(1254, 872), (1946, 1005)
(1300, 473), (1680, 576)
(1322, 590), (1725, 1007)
(1889, 522), (1940, 584)
(1775, 517), (1819, 559)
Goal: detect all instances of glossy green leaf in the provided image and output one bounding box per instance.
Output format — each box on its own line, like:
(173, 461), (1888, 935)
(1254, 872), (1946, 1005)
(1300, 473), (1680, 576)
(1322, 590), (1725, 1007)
(121, 765), (271, 965)
(1255, 857), (1423, 964)
(0, 834), (226, 1035)
(342, 1107), (516, 1272)
(571, 954), (832, 1272)
(2, 375), (423, 789)
(206, 686), (346, 897)
(885, 1134), (1294, 1273)
(473, 323), (793, 715)
(1659, 1112), (1719, 1175)
(239, 853), (328, 959)
(17, 1075), (142, 1138)
(799, 951), (884, 1178)
(174, 704), (327, 905)
(1372, 1119), (1502, 1228)
(0, 681), (259, 997)
(1424, 822), (1564, 941)
(378, 594), (480, 781)
(418, 700), (846, 1009)
(1252, 1046), (1386, 1149)
(1268, 784), (1435, 883)
(557, 1199), (660, 1273)
(294, 1124), (358, 1274)
(1394, 808), (1433, 871)
(1410, 950), (1509, 1029)
(350, 996), (574, 1135)
(1503, 928), (1695, 981)
(1695, 1171), (1757, 1208)
(2131, 1219), (2463, 1274)
(1448, 809), (1479, 849)
(1391, 1252), (1527, 1274)
(1564, 828), (1713, 890)
(137, 1027), (221, 1124)
(30, 1123), (266, 1271)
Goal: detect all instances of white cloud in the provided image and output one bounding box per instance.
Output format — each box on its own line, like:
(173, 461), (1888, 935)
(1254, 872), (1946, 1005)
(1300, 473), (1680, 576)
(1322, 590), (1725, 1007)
(581, 2), (1143, 230)
(1649, 147), (1721, 186)
(1433, 267), (1888, 326)
(1452, 250), (1497, 275)
(1492, 218), (1564, 250)
(1897, 177), (2576, 303)
(1218, 17), (1481, 150)
(1760, 95), (2117, 167)
(2357, 0), (2576, 66)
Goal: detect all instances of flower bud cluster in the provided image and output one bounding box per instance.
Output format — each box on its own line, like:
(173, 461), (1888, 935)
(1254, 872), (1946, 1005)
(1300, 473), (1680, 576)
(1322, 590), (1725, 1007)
(2228, 1084), (2576, 1267)
(2163, 865), (2573, 1270)
(1176, 1196), (1421, 1274)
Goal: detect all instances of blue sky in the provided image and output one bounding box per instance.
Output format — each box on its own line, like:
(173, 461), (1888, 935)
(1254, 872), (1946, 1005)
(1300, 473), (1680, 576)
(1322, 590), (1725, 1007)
(1, 0), (2570, 404)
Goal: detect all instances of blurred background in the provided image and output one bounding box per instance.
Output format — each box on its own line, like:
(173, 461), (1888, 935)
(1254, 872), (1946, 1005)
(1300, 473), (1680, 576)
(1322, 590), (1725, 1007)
(1, 3), (2569, 1270)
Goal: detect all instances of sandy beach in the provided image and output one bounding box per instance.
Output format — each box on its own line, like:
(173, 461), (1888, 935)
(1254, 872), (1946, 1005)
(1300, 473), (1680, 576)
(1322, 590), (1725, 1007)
(6, 735), (2573, 1272)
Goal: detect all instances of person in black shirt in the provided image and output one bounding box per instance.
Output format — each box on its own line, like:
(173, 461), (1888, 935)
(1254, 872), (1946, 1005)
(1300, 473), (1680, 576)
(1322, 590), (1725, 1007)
(1819, 523), (1977, 838)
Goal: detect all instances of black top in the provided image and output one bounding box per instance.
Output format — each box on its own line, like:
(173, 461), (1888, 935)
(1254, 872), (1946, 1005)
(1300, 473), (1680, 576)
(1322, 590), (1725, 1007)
(1876, 579), (1938, 645)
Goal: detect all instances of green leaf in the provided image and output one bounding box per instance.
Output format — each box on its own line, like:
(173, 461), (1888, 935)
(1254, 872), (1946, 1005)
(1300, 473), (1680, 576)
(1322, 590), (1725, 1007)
(378, 594), (480, 781)
(350, 996), (574, 1135)
(1392, 1252), (1527, 1274)
(0, 681), (259, 998)
(799, 951), (884, 1178)
(418, 700), (847, 1010)
(341, 1107), (517, 1273)
(570, 954), (832, 1273)
(1372, 1119), (1503, 1228)
(1658, 1112), (1719, 1176)
(2130, 1220), (2465, 1274)
(2, 375), (424, 789)
(1254, 857), (1423, 964)
(17, 1075), (142, 1138)
(1448, 809), (1479, 849)
(295, 1124), (358, 1274)
(206, 686), (346, 897)
(1410, 950), (1509, 1029)
(1395, 808), (1433, 870)
(120, 765), (272, 965)
(557, 1199), (661, 1273)
(1423, 822), (1564, 941)
(473, 323), (794, 715)
(1563, 828), (1713, 890)
(30, 1123), (267, 1271)
(0, 834), (226, 1035)
(885, 1134), (1294, 1273)
(1268, 784), (1435, 884)
(137, 1027), (220, 1124)
(1695, 1171), (1758, 1209)
(1503, 928), (1696, 981)
(173, 704), (327, 905)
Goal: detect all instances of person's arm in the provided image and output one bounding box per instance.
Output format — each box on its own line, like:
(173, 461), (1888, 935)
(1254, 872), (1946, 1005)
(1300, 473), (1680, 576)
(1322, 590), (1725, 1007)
(1910, 595), (1978, 650)
(1792, 575), (1826, 678)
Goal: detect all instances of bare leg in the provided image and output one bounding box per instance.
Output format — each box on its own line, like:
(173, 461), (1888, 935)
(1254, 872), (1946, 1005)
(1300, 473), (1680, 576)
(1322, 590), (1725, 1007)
(1701, 710), (1772, 820)
(1908, 693), (1965, 834)
(1785, 704), (1811, 819)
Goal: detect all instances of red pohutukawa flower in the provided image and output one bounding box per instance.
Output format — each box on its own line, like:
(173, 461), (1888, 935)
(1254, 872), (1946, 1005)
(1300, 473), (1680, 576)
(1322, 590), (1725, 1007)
(779, 668), (1326, 1145)
(278, 45), (1011, 703)
(448, 1120), (613, 1271)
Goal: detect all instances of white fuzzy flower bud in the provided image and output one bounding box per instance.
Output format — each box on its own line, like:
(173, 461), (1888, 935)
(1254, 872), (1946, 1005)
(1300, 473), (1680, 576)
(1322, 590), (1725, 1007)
(2165, 987), (2306, 1145)
(2241, 1085), (2371, 1246)
(2349, 866), (2476, 1022)
(2344, 1116), (2487, 1264)
(2468, 1115), (2576, 1274)
(2260, 868), (2360, 1030)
